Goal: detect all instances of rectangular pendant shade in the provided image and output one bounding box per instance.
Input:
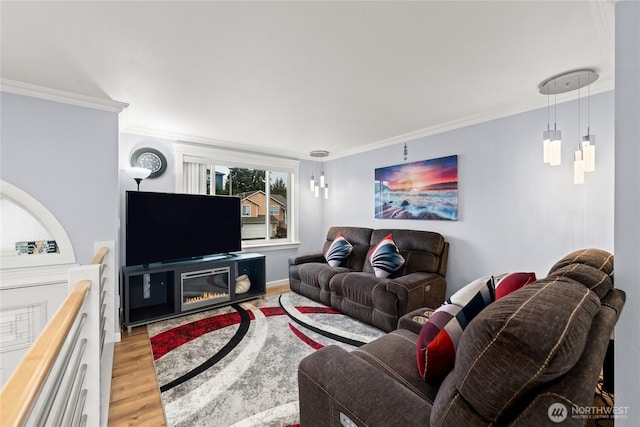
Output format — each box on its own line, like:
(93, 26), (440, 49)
(543, 129), (562, 165)
(574, 150), (585, 184)
(582, 135), (596, 172)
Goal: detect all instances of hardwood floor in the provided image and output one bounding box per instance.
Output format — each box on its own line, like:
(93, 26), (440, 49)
(107, 283), (291, 426)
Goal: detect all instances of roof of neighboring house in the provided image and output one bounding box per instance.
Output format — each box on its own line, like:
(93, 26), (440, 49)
(236, 190), (287, 208)
(270, 194), (286, 207)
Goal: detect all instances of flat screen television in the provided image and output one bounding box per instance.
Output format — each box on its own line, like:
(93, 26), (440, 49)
(126, 191), (242, 266)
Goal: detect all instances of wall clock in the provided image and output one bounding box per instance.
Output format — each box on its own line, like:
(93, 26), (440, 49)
(130, 147), (167, 178)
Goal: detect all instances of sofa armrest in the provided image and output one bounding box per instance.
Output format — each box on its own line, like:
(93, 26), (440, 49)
(298, 345), (431, 427)
(387, 272), (446, 313)
(288, 252), (325, 266)
(398, 307), (433, 334)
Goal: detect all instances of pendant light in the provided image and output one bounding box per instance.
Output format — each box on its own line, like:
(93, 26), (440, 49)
(309, 150), (330, 199)
(539, 69), (599, 182)
(582, 70), (596, 172)
(541, 80), (562, 166)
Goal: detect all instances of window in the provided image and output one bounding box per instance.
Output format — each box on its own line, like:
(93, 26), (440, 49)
(174, 145), (299, 248)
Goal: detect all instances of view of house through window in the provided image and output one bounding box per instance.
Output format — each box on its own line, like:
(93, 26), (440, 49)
(203, 166), (289, 242)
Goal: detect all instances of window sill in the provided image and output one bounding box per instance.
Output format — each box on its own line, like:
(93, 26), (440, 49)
(242, 241), (301, 252)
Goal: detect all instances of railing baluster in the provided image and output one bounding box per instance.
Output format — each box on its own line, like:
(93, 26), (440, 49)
(48, 339), (87, 426)
(62, 364), (87, 427)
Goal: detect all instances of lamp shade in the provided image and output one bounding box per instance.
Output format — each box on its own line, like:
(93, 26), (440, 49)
(549, 130), (562, 166)
(125, 167), (151, 180)
(574, 150), (585, 184)
(582, 135), (596, 172)
(543, 135), (551, 163)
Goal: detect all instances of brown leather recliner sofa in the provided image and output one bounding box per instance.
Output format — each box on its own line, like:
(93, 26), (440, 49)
(298, 248), (625, 426)
(288, 226), (449, 332)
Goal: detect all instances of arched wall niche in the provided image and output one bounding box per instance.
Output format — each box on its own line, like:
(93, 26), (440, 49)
(0, 180), (75, 269)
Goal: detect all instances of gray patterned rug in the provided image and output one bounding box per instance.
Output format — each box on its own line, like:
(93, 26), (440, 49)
(147, 292), (385, 427)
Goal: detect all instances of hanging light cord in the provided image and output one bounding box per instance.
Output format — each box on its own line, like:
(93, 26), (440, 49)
(553, 81), (558, 131)
(578, 76), (581, 149)
(547, 89), (551, 131)
(587, 72), (591, 135)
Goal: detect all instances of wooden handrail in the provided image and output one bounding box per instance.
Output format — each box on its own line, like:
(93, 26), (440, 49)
(91, 246), (109, 265)
(0, 280), (91, 426)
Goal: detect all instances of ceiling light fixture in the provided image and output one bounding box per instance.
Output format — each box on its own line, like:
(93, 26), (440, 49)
(539, 69), (599, 182)
(309, 150), (330, 199)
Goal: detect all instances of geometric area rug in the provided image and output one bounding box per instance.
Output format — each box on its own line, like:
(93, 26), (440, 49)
(147, 292), (385, 427)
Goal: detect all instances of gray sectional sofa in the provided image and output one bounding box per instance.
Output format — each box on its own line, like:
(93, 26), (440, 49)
(288, 226), (449, 332)
(297, 248), (625, 426)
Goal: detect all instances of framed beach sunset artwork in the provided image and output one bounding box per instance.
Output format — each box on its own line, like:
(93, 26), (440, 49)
(374, 155), (458, 220)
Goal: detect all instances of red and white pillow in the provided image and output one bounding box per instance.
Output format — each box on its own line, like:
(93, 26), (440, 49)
(494, 272), (537, 299)
(416, 276), (495, 383)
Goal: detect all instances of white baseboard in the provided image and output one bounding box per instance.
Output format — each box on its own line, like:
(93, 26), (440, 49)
(266, 279), (289, 288)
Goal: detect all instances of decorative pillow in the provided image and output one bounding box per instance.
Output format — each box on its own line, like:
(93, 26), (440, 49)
(368, 234), (405, 278)
(416, 276), (495, 383)
(415, 303), (462, 380)
(324, 232), (353, 267)
(494, 272), (537, 300)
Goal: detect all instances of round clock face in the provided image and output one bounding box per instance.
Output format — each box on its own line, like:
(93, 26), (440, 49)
(131, 147), (167, 178)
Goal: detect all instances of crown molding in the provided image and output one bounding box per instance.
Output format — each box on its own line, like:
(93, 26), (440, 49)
(122, 125), (303, 161)
(0, 79), (129, 113)
(331, 85), (615, 160)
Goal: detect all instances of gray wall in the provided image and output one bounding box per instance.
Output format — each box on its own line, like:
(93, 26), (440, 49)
(1, 92), (120, 264)
(614, 0), (639, 423)
(320, 91), (615, 295)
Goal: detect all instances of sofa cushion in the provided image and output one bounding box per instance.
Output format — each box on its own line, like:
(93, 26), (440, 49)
(548, 248), (613, 276)
(547, 248), (614, 300)
(416, 276), (494, 383)
(494, 272), (537, 300)
(548, 263), (612, 300)
(431, 277), (601, 424)
(368, 234), (405, 278)
(354, 329), (440, 405)
(324, 232), (353, 267)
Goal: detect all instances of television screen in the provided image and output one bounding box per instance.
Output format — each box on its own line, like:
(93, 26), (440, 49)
(126, 191), (242, 266)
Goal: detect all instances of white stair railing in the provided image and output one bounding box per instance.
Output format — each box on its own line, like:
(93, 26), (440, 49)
(0, 242), (115, 427)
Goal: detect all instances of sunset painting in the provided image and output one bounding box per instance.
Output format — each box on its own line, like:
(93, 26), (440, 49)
(374, 155), (458, 220)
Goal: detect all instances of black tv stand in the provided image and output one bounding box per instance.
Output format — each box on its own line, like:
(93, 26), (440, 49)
(121, 252), (265, 332)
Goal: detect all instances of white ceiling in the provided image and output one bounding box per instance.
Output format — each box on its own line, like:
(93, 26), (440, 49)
(0, 1), (615, 160)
